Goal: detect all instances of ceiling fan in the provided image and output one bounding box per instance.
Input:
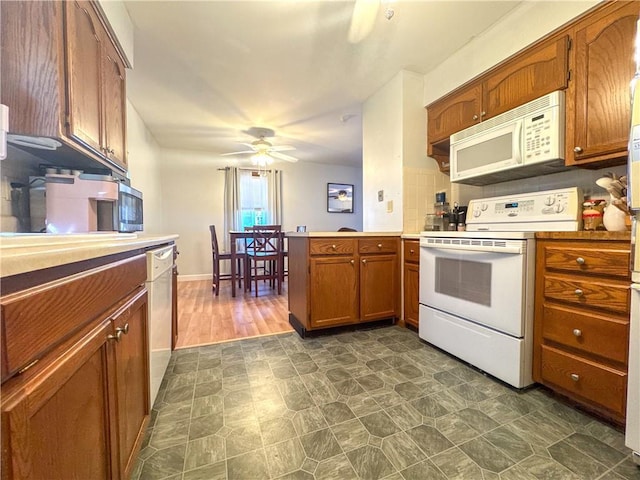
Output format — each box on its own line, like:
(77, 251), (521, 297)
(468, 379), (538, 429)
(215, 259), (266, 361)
(222, 132), (298, 164)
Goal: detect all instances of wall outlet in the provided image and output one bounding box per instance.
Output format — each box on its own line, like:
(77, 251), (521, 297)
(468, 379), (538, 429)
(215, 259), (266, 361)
(387, 200), (393, 213)
(378, 190), (384, 202)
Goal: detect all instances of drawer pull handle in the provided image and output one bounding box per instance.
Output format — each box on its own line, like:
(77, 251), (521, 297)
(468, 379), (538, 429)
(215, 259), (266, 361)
(572, 329), (582, 337)
(116, 323), (130, 335)
(350, 259), (355, 265)
(574, 289), (583, 296)
(410, 249), (415, 255)
(108, 330), (123, 342)
(570, 373), (580, 382)
(377, 243), (383, 249)
(574, 146), (583, 154)
(332, 244), (337, 250)
(576, 257), (585, 265)
(362, 259), (367, 264)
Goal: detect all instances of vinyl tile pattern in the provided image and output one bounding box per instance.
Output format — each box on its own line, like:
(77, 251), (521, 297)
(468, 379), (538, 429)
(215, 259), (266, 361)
(132, 326), (640, 480)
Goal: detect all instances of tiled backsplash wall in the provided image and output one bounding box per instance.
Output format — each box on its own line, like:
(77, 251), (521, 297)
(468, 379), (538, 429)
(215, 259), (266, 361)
(403, 163), (628, 233)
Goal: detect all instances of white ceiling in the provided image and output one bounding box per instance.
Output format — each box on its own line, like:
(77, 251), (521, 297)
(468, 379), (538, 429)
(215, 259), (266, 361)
(124, 1), (521, 167)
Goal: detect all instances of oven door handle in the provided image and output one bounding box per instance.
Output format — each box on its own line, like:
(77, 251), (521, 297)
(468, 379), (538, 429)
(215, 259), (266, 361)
(419, 243), (524, 255)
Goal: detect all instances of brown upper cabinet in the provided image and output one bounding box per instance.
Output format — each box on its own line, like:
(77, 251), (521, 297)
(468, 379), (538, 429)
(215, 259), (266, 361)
(427, 1), (639, 173)
(567, 1), (639, 167)
(428, 35), (570, 150)
(1, 0), (129, 171)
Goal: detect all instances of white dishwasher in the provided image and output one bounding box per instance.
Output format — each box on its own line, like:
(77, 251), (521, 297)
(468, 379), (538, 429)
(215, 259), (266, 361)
(146, 244), (174, 406)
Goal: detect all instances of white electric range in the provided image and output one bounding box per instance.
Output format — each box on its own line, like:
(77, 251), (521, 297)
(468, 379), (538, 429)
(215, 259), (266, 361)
(419, 187), (581, 388)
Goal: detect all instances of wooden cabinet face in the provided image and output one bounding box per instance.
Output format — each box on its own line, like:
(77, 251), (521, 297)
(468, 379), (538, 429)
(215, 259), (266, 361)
(360, 254), (397, 322)
(482, 35), (569, 119)
(427, 82), (482, 144)
(114, 290), (149, 479)
(404, 262), (420, 328)
(103, 39), (127, 169)
(309, 256), (358, 328)
(2, 321), (115, 479)
(65, 0), (103, 154)
(570, 2), (639, 165)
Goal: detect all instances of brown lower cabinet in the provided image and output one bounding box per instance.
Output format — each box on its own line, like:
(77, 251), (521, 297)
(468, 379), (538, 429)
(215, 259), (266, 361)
(288, 235), (400, 335)
(1, 254), (150, 479)
(403, 239), (420, 328)
(533, 233), (631, 424)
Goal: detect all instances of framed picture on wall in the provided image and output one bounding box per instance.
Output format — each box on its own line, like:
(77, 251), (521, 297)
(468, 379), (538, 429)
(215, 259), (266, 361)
(327, 183), (354, 213)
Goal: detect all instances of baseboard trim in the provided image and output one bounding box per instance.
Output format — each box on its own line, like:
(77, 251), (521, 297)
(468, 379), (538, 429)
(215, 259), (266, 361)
(177, 274), (211, 282)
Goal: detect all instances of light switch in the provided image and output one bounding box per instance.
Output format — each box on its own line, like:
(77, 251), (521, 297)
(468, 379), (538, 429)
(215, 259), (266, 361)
(378, 190), (384, 202)
(387, 200), (393, 213)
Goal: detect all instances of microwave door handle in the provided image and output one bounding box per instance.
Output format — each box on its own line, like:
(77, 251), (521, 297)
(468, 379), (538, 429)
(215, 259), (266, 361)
(513, 121), (523, 164)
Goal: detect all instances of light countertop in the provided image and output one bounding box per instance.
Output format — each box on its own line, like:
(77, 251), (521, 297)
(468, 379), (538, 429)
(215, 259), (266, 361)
(0, 233), (178, 278)
(286, 231), (402, 238)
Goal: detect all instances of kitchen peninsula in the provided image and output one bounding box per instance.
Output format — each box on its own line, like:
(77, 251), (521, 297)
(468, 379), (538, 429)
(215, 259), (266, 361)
(0, 233), (177, 479)
(287, 232), (401, 337)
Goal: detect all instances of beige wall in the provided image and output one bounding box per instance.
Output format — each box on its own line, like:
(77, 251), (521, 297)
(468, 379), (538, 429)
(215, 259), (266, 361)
(126, 101), (165, 234)
(363, 70), (429, 232)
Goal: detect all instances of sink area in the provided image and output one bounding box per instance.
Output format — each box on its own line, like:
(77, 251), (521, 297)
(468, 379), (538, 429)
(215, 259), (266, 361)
(0, 232), (139, 249)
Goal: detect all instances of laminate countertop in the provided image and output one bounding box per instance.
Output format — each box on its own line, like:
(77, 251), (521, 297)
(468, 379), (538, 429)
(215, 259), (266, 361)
(535, 231), (631, 241)
(0, 233), (179, 278)
(286, 231), (402, 238)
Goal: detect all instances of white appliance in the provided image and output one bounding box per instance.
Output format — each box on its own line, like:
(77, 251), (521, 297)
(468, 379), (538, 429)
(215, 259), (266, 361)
(450, 90), (567, 186)
(0, 104), (8, 160)
(625, 18), (640, 465)
(419, 187), (581, 388)
(146, 245), (174, 407)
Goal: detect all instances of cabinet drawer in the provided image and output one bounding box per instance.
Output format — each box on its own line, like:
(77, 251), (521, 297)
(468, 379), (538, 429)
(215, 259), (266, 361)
(541, 304), (629, 364)
(543, 275), (629, 315)
(359, 238), (398, 254)
(1, 254), (147, 382)
(543, 246), (630, 279)
(541, 345), (627, 417)
(403, 240), (419, 264)
(309, 239), (356, 255)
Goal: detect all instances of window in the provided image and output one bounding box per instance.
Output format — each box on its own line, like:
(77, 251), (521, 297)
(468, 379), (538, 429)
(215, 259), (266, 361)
(239, 170), (270, 229)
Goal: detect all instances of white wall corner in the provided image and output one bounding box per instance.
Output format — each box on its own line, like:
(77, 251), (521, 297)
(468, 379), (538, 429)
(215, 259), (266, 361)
(98, 0), (135, 67)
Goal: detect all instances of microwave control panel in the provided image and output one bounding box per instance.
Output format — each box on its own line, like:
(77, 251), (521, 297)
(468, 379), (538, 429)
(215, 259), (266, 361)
(467, 187), (581, 229)
(522, 106), (562, 161)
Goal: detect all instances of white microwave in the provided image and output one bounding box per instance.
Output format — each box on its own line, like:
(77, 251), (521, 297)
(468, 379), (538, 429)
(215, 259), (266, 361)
(449, 90), (567, 186)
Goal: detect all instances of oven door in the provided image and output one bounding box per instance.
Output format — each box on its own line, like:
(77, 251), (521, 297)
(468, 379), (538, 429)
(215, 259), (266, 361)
(419, 239), (528, 337)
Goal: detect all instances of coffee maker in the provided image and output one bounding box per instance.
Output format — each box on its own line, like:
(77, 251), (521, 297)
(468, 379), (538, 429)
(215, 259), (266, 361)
(45, 173), (118, 233)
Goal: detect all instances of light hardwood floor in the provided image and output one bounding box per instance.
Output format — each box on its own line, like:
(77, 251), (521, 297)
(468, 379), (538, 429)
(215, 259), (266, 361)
(175, 278), (292, 349)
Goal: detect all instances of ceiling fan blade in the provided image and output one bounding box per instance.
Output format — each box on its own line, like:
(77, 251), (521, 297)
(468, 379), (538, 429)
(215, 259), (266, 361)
(221, 150), (255, 156)
(240, 143), (258, 149)
(270, 151), (298, 163)
(348, 0), (380, 44)
(269, 145), (296, 152)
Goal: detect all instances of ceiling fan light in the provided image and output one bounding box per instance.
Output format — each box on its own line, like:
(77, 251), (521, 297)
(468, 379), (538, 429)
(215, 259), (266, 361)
(252, 152), (271, 167)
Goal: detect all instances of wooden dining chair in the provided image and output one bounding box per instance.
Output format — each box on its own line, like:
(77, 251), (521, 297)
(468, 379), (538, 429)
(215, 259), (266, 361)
(209, 225), (243, 296)
(244, 225), (283, 296)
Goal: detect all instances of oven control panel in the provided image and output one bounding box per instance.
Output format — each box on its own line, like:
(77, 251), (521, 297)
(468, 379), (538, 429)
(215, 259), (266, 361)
(467, 187), (582, 231)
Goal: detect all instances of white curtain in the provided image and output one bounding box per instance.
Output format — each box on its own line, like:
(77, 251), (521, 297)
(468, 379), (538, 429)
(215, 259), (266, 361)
(268, 169), (283, 225)
(223, 166), (239, 252)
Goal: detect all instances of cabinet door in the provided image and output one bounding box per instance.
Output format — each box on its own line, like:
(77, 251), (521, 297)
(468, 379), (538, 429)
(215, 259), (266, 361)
(404, 262), (420, 328)
(309, 256), (358, 328)
(482, 35), (569, 119)
(113, 289), (150, 480)
(427, 82), (482, 144)
(1, 320), (116, 479)
(65, 0), (103, 155)
(360, 254), (398, 322)
(570, 2), (639, 165)
(103, 38), (127, 169)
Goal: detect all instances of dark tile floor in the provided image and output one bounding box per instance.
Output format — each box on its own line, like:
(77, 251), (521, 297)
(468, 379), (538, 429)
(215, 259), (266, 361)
(132, 326), (640, 480)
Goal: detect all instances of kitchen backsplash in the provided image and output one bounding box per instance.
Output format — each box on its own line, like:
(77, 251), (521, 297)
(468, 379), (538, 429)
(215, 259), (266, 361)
(403, 164), (628, 233)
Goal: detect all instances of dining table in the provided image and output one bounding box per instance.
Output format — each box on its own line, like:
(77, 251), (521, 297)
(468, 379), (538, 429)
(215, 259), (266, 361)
(228, 230), (287, 297)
